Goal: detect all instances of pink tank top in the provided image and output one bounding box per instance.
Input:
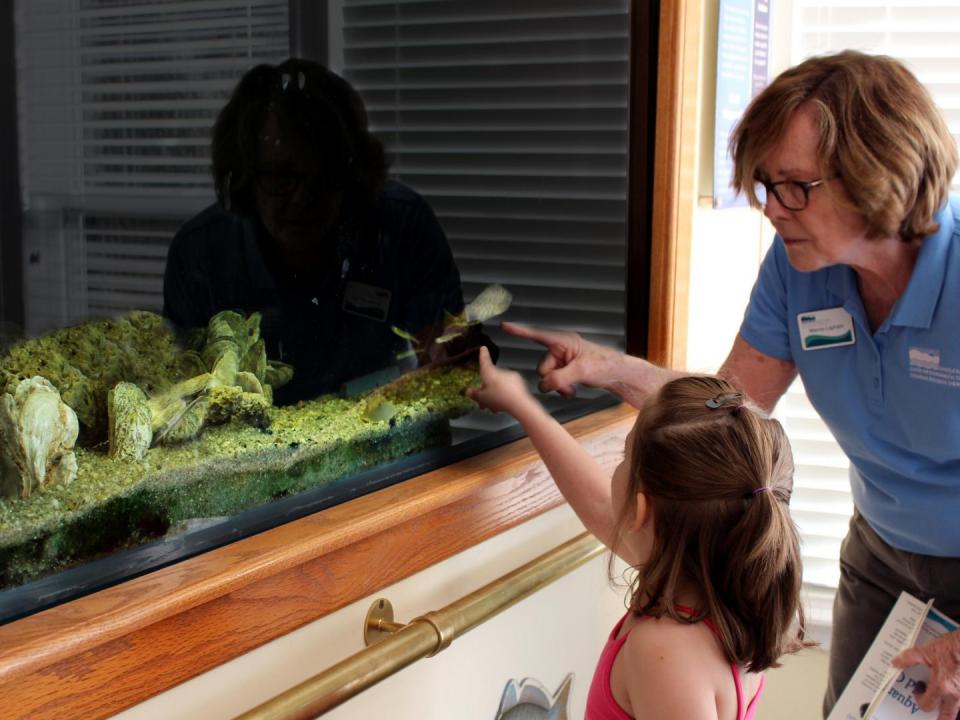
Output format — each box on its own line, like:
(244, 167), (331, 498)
(585, 609), (765, 720)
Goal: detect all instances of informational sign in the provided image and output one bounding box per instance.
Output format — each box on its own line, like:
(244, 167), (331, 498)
(713, 0), (771, 208)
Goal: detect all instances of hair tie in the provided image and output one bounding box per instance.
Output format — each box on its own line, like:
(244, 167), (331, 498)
(753, 487), (771, 495)
(730, 402), (748, 417)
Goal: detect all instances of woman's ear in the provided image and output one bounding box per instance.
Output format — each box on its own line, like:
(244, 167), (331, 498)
(631, 492), (652, 533)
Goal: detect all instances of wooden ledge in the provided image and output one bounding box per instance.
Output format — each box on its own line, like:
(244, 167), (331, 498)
(0, 403), (636, 719)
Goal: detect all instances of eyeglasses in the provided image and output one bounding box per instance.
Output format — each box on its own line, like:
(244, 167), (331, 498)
(753, 177), (830, 211)
(255, 170), (331, 198)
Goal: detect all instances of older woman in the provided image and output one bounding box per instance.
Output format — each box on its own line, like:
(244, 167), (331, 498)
(505, 51), (960, 719)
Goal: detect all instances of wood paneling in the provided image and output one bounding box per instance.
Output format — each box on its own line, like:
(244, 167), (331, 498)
(647, 0), (702, 368)
(0, 404), (636, 719)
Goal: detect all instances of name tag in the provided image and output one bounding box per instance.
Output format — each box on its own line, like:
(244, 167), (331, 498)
(797, 307), (856, 351)
(342, 281), (391, 322)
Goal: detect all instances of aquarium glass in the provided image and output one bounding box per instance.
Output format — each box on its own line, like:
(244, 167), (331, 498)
(0, 0), (630, 622)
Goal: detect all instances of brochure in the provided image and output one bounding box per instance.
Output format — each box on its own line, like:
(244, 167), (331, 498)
(827, 591), (958, 720)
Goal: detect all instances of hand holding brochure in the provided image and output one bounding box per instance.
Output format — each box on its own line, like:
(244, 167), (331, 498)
(827, 591), (958, 720)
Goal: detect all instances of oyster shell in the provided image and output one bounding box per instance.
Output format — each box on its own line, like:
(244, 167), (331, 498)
(0, 310), (292, 460)
(0, 376), (79, 498)
(107, 382), (152, 461)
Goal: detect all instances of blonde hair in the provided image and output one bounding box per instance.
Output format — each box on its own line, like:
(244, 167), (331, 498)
(613, 376), (810, 672)
(731, 50), (958, 242)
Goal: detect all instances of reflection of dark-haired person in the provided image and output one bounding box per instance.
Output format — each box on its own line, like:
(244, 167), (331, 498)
(163, 58), (464, 403)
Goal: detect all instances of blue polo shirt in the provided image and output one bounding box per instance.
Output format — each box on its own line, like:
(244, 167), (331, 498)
(740, 195), (960, 557)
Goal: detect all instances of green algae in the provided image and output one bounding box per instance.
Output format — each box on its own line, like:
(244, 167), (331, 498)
(0, 364), (479, 588)
(0, 311), (191, 440)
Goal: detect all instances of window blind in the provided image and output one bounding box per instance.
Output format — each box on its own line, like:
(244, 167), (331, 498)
(774, 378), (854, 589)
(14, 0), (289, 331)
(792, 0), (960, 191)
(335, 0), (630, 392)
(777, 0), (960, 594)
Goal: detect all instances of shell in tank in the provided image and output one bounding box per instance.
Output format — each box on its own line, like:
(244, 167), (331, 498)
(0, 376), (79, 498)
(107, 382), (152, 462)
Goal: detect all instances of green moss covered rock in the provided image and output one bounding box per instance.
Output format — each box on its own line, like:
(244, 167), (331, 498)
(0, 364), (479, 589)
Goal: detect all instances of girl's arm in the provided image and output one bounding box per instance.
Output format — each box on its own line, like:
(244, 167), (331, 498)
(469, 347), (625, 556)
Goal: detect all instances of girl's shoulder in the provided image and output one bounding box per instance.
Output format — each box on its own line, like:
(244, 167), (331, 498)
(621, 611), (729, 668)
(612, 614), (735, 720)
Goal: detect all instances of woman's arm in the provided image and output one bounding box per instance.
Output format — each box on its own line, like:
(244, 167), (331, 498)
(501, 322), (682, 408)
(504, 322), (797, 413)
(718, 334), (797, 414)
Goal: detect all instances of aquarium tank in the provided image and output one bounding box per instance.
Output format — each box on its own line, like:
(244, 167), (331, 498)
(0, 0), (632, 623)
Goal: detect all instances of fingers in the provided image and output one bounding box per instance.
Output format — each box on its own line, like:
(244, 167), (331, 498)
(536, 352), (561, 378)
(935, 697), (959, 720)
(919, 681), (942, 713)
(477, 344), (493, 371)
(538, 364), (579, 398)
(895, 640), (960, 719)
(501, 321), (565, 349)
(477, 326), (581, 399)
(892, 648), (924, 668)
(466, 347), (490, 402)
(539, 380), (575, 398)
(917, 667), (951, 716)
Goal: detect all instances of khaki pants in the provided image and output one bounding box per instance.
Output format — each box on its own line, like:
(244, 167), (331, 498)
(823, 511), (960, 718)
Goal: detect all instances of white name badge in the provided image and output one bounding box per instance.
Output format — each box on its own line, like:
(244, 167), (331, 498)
(797, 307), (856, 351)
(342, 281), (392, 322)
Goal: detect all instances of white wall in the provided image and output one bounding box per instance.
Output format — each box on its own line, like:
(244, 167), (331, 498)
(685, 203), (770, 372)
(112, 502), (829, 720)
(114, 504), (628, 719)
(759, 648), (830, 719)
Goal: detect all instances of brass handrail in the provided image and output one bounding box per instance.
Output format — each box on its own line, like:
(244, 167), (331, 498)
(235, 532), (605, 720)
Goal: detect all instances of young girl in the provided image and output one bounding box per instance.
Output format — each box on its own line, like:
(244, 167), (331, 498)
(469, 347), (809, 720)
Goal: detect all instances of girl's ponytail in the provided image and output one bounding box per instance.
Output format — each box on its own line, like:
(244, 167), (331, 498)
(612, 375), (812, 672)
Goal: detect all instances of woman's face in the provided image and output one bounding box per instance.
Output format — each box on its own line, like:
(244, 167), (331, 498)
(757, 104), (873, 273)
(254, 112), (343, 258)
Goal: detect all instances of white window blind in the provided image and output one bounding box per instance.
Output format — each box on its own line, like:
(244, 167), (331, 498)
(792, 0), (960, 190)
(335, 0), (630, 402)
(14, 0), (289, 331)
(775, 379), (854, 589)
(777, 1), (960, 592)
